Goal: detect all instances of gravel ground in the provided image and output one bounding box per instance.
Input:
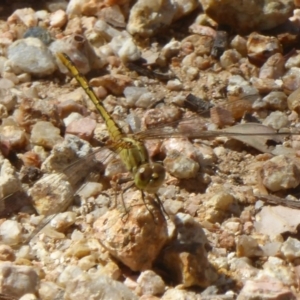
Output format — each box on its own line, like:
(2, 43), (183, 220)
(1, 0), (300, 299)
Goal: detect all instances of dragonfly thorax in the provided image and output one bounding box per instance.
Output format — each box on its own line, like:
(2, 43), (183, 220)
(134, 163), (166, 193)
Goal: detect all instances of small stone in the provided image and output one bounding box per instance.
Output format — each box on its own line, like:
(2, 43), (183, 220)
(66, 117), (97, 141)
(7, 8), (37, 27)
(127, 0), (177, 37)
(0, 158), (22, 199)
(261, 155), (300, 191)
(64, 273), (138, 300)
(29, 173), (73, 216)
(164, 151), (199, 179)
(282, 67), (300, 94)
(110, 32), (141, 62)
(94, 19), (121, 41)
(0, 262), (39, 298)
(237, 277), (296, 300)
(287, 85), (300, 113)
(206, 192), (234, 211)
(63, 112), (83, 127)
(201, 0), (294, 33)
(254, 205), (300, 236)
(77, 182), (103, 199)
(31, 121), (63, 149)
(8, 38), (56, 76)
(281, 237), (300, 261)
(0, 125), (27, 149)
(230, 35), (247, 56)
(50, 9), (67, 28)
(93, 194), (168, 271)
(236, 235), (263, 257)
(0, 244), (15, 261)
(220, 49), (242, 68)
(262, 111), (289, 130)
(19, 294), (38, 300)
(90, 74), (132, 96)
(23, 27), (52, 45)
(50, 211), (76, 231)
(136, 270), (165, 296)
(0, 78), (14, 89)
(166, 79), (183, 91)
(247, 32), (282, 66)
(160, 213), (217, 287)
(259, 53), (286, 79)
(257, 91), (287, 110)
(0, 88), (17, 112)
(123, 86), (155, 108)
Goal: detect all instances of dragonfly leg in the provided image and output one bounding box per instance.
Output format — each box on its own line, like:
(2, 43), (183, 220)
(155, 193), (169, 220)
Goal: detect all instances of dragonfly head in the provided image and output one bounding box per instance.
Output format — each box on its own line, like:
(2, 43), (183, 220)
(134, 163), (165, 194)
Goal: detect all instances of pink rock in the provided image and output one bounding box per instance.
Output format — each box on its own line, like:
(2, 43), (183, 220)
(237, 277), (296, 300)
(66, 117), (97, 141)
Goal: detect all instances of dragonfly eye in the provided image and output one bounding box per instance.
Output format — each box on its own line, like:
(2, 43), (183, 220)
(134, 163), (165, 193)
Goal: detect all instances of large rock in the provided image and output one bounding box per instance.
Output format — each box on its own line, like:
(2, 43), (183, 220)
(199, 0), (294, 33)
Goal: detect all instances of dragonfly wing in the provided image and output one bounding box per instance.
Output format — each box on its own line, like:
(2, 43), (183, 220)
(221, 123), (285, 153)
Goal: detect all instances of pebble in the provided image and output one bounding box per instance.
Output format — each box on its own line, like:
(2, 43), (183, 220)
(29, 173), (73, 215)
(23, 27), (52, 45)
(136, 270), (165, 296)
(64, 273), (138, 300)
(0, 88), (16, 112)
(262, 111), (289, 130)
(281, 237), (300, 261)
(93, 193), (168, 271)
(0, 158), (22, 199)
(254, 205), (300, 236)
(285, 52), (300, 69)
(261, 155), (300, 191)
(256, 91), (287, 110)
(30, 121), (63, 149)
(282, 67), (300, 93)
(230, 35), (247, 56)
(247, 32), (282, 66)
(0, 220), (22, 245)
(97, 5), (126, 28)
(38, 281), (65, 300)
(219, 49), (242, 68)
(166, 79), (183, 91)
(66, 117), (97, 141)
(203, 192), (235, 223)
(164, 151), (199, 179)
(63, 112), (83, 127)
(50, 9), (68, 28)
(237, 276), (296, 300)
(287, 85), (300, 113)
(262, 256), (296, 286)
(7, 8), (37, 27)
(201, 0), (294, 33)
(0, 262), (39, 298)
(90, 74), (132, 96)
(123, 86), (154, 108)
(19, 294), (38, 300)
(236, 235), (263, 257)
(0, 124), (27, 149)
(8, 38), (56, 76)
(110, 32), (141, 62)
(50, 211), (77, 231)
(94, 19), (121, 41)
(127, 0), (177, 37)
(0, 78), (14, 89)
(0, 244), (15, 261)
(160, 213), (217, 287)
(259, 53), (286, 79)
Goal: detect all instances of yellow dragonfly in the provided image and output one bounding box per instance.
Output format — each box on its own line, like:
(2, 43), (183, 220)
(0, 52), (293, 244)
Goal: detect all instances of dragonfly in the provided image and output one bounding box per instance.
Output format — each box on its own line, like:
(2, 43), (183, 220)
(0, 52), (297, 245)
